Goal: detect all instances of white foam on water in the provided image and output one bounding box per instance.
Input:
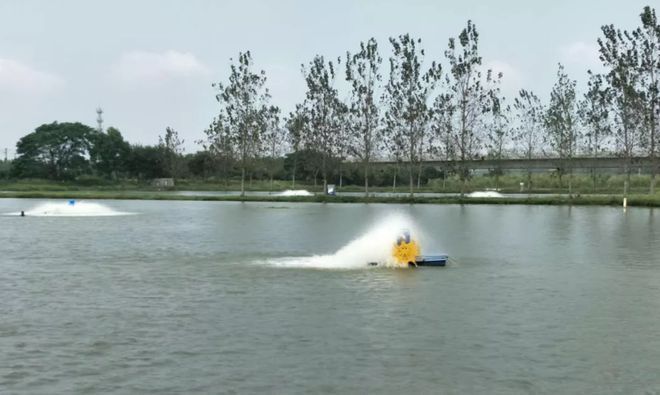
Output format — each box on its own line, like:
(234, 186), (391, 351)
(468, 191), (504, 198)
(275, 189), (314, 197)
(261, 213), (424, 270)
(6, 201), (133, 217)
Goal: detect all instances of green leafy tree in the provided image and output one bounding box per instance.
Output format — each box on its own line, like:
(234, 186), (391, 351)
(211, 51), (272, 196)
(12, 122), (95, 179)
(301, 55), (347, 194)
(444, 21), (501, 194)
(513, 89), (545, 191)
(346, 38), (382, 196)
(159, 127), (185, 179)
(486, 97), (511, 189)
(285, 104), (309, 188)
(186, 150), (216, 179)
(599, 24), (644, 195)
(632, 6), (660, 193)
(202, 113), (235, 185)
(89, 126), (130, 179)
(544, 63), (579, 194)
(262, 106), (283, 191)
(431, 93), (456, 189)
(578, 72), (612, 190)
(384, 34), (442, 197)
(125, 145), (168, 180)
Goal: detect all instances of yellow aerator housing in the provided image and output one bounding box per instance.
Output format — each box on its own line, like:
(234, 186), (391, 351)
(392, 232), (420, 267)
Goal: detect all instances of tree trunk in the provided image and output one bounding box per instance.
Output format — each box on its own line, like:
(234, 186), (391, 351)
(624, 161), (630, 197)
(651, 144), (657, 194)
(409, 162), (414, 198)
(364, 160), (369, 197)
(393, 169), (397, 192)
(322, 154), (327, 195)
(240, 167), (246, 197)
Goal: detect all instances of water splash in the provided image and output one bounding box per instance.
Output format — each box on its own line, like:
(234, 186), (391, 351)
(8, 201), (133, 217)
(275, 190), (314, 197)
(468, 191), (503, 198)
(262, 213), (424, 270)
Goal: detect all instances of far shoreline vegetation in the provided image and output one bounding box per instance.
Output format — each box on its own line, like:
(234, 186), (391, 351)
(1, 6), (659, 208)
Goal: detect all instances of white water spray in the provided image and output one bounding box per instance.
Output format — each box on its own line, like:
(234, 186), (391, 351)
(262, 213), (424, 269)
(275, 190), (314, 197)
(7, 200), (132, 217)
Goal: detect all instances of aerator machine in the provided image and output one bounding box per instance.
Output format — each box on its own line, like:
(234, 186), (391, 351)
(392, 230), (448, 267)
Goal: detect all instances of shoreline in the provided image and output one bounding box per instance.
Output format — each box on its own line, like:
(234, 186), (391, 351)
(1, 190), (658, 207)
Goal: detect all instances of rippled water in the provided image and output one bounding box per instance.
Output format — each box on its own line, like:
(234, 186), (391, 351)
(1, 199), (659, 394)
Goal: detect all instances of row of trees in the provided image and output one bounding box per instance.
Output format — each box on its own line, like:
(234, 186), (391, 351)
(200, 6), (659, 196)
(8, 6), (658, 197)
(10, 122), (187, 181)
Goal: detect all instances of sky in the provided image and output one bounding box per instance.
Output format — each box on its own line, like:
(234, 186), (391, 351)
(0, 0), (653, 157)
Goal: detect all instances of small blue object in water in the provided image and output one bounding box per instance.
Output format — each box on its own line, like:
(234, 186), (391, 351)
(414, 254), (449, 267)
(68, 199), (76, 206)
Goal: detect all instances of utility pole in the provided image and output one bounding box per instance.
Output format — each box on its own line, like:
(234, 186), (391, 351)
(3, 148), (7, 162)
(96, 107), (104, 133)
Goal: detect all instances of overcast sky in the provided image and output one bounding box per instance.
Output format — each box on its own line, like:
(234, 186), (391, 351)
(0, 0), (653, 156)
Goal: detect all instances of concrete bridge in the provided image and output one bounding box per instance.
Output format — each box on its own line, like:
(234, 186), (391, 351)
(371, 156), (658, 173)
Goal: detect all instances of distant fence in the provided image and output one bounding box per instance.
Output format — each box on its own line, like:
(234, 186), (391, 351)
(370, 157), (658, 174)
(151, 178), (175, 188)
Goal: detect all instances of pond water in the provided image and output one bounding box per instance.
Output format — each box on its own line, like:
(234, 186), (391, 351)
(1, 199), (659, 394)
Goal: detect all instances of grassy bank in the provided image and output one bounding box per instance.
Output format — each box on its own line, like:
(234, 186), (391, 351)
(1, 173), (657, 194)
(2, 190), (659, 207)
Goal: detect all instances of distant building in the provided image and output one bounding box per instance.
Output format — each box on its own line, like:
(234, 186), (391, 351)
(152, 178), (175, 188)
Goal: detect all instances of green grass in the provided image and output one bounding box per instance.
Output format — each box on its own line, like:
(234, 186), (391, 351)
(3, 173), (657, 194)
(2, 174), (660, 208)
(2, 189), (659, 207)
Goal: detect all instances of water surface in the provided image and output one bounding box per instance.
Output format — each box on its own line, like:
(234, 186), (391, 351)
(1, 199), (659, 394)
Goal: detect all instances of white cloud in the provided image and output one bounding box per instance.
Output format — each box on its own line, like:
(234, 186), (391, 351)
(483, 60), (524, 97)
(560, 41), (600, 67)
(0, 58), (64, 95)
(112, 50), (210, 84)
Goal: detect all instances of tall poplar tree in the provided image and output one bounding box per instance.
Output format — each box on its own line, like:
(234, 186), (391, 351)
(633, 6), (659, 193)
(211, 51), (272, 196)
(431, 92), (456, 189)
(544, 63), (579, 195)
(578, 71), (612, 190)
(384, 34), (441, 197)
(444, 20), (501, 194)
(346, 38), (382, 196)
(513, 89), (545, 191)
(599, 25), (644, 195)
(285, 104), (309, 188)
(302, 55), (346, 194)
(486, 97), (511, 189)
